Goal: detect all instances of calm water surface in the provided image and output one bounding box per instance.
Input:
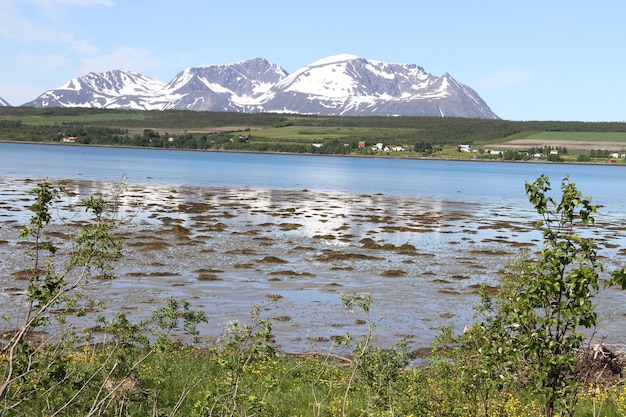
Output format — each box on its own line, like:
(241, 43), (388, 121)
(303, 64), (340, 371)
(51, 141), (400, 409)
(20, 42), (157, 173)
(1, 142), (626, 350)
(2, 142), (625, 210)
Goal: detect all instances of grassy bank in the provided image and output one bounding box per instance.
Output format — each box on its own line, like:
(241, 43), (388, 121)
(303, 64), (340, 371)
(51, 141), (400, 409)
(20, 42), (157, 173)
(4, 305), (626, 416)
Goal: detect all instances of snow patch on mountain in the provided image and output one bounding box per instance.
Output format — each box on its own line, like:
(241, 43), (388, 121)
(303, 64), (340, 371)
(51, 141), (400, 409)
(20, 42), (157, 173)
(21, 55), (499, 119)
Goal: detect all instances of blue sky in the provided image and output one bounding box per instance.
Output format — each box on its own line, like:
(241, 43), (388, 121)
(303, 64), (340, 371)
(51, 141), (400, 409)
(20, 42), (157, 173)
(1, 0), (624, 122)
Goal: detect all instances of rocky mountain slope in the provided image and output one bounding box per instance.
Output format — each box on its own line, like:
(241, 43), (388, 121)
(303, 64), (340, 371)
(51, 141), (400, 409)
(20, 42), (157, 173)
(21, 54), (498, 119)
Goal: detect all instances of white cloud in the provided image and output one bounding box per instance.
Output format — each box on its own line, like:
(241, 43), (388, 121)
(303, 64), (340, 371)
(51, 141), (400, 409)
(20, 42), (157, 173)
(0, 1), (99, 54)
(17, 52), (70, 70)
(79, 46), (161, 75)
(68, 39), (100, 54)
(26, 0), (114, 7)
(477, 68), (534, 90)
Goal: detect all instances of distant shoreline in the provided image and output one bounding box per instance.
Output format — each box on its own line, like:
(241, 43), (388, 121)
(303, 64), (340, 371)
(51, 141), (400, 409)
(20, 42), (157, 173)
(0, 139), (621, 167)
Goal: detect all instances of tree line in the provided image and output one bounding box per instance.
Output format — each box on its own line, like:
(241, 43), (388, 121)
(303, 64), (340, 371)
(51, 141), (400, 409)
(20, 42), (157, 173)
(1, 108), (626, 155)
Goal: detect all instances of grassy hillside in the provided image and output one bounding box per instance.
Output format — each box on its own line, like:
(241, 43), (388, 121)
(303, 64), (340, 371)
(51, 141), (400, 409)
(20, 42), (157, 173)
(1, 107), (625, 161)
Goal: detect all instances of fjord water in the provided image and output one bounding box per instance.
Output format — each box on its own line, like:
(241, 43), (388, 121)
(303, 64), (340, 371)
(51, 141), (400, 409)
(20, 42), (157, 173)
(1, 142), (625, 210)
(1, 142), (625, 350)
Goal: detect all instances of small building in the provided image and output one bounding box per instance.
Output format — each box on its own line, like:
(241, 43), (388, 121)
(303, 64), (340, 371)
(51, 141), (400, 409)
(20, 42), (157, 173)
(372, 143), (384, 151)
(312, 142), (323, 148)
(391, 145), (405, 152)
(358, 141), (366, 148)
(62, 136), (77, 143)
(458, 144), (472, 153)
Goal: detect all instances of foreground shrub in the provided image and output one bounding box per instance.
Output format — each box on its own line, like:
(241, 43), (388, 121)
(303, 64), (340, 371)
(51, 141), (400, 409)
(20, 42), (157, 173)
(437, 175), (626, 417)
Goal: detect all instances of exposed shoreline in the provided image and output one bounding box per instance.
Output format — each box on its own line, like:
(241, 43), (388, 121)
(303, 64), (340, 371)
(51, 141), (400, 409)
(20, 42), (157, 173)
(2, 177), (625, 353)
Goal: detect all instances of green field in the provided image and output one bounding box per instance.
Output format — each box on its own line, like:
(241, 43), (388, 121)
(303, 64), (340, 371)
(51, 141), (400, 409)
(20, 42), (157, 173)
(524, 131), (626, 142)
(254, 125), (423, 142)
(0, 107), (148, 126)
(0, 112), (147, 125)
(2, 107), (626, 160)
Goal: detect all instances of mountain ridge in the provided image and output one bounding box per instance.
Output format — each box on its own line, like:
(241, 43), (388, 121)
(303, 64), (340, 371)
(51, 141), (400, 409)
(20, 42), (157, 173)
(19, 55), (499, 119)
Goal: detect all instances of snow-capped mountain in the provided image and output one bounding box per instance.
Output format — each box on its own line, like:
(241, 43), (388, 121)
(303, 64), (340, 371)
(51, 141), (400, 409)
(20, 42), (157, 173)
(160, 57), (288, 111)
(0, 96), (10, 106)
(24, 70), (167, 110)
(252, 54), (496, 118)
(22, 55), (499, 119)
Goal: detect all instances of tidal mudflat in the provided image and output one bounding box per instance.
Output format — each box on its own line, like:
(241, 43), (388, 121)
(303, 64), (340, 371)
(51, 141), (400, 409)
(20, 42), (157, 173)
(1, 178), (625, 354)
